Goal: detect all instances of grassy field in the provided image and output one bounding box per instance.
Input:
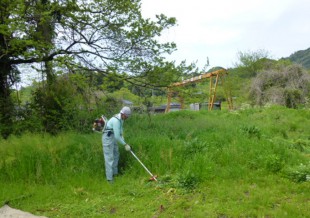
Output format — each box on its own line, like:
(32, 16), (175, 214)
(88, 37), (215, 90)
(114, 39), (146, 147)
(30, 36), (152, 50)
(0, 106), (309, 217)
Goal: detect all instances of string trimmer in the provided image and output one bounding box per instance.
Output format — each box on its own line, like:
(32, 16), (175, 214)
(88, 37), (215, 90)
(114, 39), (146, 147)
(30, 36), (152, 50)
(129, 150), (158, 182)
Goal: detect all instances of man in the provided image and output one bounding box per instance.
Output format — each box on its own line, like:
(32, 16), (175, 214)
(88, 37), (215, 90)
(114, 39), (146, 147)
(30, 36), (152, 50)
(102, 106), (132, 183)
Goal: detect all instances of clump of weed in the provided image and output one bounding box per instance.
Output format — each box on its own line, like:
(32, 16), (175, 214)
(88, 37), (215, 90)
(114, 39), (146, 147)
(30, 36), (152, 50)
(280, 129), (288, 139)
(289, 122), (298, 132)
(264, 154), (284, 173)
(283, 163), (310, 183)
(176, 171), (200, 191)
(182, 138), (208, 157)
(158, 174), (173, 183)
(240, 125), (261, 139)
(289, 139), (310, 152)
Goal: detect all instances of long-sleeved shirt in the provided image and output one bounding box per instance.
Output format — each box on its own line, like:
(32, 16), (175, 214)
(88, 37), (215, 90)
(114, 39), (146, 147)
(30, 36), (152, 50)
(105, 113), (126, 146)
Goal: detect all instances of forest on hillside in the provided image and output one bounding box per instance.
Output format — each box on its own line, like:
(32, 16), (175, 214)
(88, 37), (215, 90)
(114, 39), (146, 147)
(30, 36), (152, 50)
(1, 0), (310, 139)
(286, 47), (310, 69)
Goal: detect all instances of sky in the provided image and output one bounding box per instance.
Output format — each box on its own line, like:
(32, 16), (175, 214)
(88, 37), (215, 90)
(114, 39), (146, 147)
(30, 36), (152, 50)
(141, 0), (310, 70)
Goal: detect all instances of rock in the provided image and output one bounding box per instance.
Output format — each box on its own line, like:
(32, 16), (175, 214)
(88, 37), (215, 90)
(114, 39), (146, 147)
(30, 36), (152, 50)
(0, 205), (47, 218)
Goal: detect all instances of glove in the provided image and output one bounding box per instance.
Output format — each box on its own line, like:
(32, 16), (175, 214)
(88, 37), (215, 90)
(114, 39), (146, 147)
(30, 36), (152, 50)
(125, 144), (131, 151)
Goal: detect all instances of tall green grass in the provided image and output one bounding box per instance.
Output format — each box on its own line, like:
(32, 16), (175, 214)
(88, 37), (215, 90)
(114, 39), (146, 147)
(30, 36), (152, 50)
(126, 107), (309, 181)
(0, 132), (107, 190)
(0, 106), (309, 217)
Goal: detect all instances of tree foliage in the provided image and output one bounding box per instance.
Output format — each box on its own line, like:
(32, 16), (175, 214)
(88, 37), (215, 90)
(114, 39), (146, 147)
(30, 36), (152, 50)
(0, 0), (179, 137)
(234, 49), (270, 77)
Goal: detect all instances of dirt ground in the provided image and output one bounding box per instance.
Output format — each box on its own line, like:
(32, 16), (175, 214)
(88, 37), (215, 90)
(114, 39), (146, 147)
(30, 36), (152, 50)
(0, 205), (47, 218)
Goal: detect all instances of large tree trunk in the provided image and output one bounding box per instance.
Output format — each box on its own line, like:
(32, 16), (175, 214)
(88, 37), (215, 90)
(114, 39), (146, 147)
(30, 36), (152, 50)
(0, 62), (14, 139)
(0, 2), (14, 138)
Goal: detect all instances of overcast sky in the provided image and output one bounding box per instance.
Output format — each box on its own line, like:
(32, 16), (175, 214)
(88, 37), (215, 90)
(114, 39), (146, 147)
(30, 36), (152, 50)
(18, 0), (310, 88)
(141, 0), (310, 70)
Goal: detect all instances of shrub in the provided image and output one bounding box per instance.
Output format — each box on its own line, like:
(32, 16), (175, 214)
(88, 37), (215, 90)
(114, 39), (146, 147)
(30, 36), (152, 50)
(249, 64), (310, 107)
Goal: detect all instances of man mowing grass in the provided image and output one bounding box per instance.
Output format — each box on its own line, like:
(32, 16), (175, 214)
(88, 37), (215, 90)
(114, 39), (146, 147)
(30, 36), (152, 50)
(102, 106), (132, 183)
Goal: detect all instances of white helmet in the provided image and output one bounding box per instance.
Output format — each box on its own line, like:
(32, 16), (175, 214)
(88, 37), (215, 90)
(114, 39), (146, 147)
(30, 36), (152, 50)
(120, 106), (131, 117)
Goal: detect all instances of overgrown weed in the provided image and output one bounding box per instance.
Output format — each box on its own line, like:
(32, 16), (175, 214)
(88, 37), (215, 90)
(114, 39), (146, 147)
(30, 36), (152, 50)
(0, 107), (309, 217)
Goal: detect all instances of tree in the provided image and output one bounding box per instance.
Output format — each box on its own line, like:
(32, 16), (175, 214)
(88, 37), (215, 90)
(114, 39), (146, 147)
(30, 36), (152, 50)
(0, 0), (68, 137)
(234, 49), (270, 77)
(100, 72), (125, 92)
(0, 0), (177, 137)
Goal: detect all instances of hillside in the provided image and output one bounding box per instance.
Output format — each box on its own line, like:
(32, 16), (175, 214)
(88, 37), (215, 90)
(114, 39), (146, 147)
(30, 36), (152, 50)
(1, 107), (309, 217)
(285, 47), (310, 69)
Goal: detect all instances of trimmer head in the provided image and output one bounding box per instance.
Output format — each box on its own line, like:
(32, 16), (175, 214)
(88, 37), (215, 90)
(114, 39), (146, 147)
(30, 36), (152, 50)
(149, 175), (158, 182)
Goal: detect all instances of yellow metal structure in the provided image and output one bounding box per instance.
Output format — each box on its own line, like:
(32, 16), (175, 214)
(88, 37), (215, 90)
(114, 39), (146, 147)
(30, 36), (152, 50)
(165, 68), (233, 113)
